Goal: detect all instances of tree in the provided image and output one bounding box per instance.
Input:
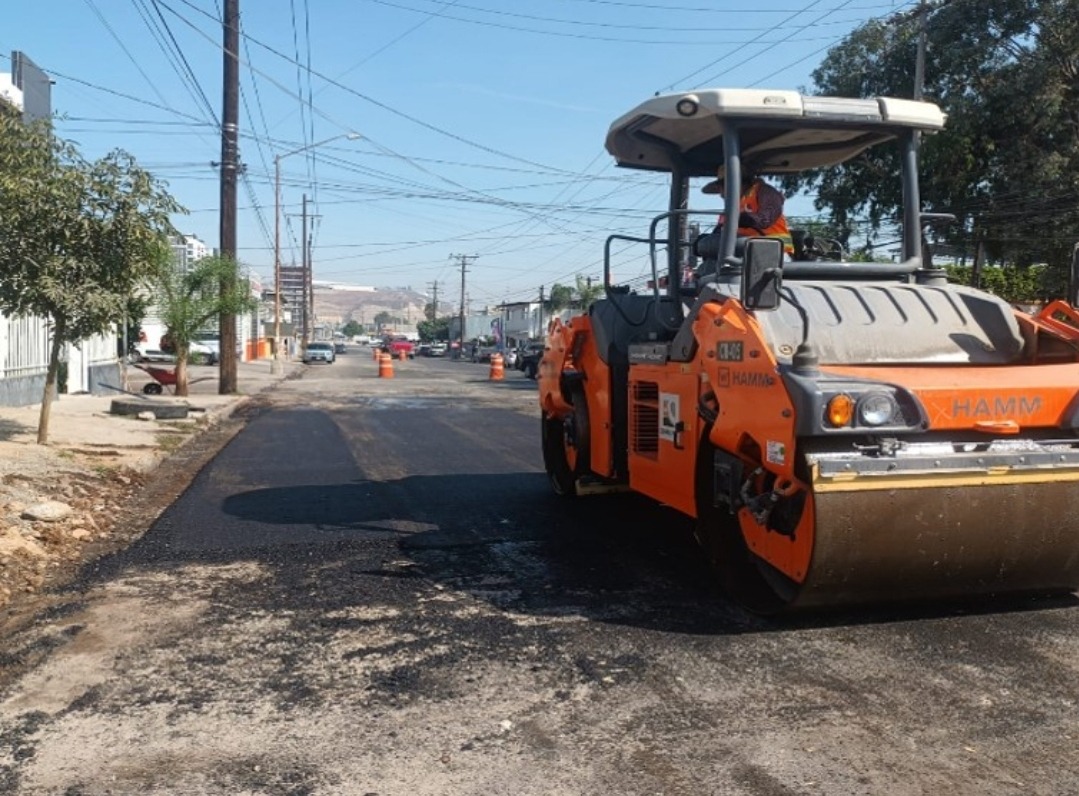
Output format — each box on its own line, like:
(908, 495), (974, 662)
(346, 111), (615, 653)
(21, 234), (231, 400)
(787, 0), (1079, 294)
(547, 283), (574, 311)
(341, 320), (363, 338)
(0, 114), (180, 443)
(373, 311), (394, 331)
(417, 316), (450, 342)
(574, 275), (604, 309)
(148, 255), (258, 396)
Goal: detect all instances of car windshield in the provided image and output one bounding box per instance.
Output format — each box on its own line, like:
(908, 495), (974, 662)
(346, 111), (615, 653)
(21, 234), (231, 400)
(309, 343), (332, 350)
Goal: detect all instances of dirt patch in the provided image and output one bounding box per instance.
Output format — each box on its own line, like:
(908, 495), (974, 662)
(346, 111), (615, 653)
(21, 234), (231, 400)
(0, 406), (251, 630)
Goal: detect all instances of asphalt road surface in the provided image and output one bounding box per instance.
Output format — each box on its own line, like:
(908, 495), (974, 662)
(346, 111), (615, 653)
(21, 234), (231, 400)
(2, 350), (1079, 795)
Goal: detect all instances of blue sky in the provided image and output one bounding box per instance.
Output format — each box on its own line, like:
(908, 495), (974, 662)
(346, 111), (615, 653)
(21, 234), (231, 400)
(3, 0), (915, 307)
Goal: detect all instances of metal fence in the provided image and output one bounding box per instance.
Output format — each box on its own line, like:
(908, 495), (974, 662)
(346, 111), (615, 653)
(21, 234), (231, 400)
(0, 311), (121, 405)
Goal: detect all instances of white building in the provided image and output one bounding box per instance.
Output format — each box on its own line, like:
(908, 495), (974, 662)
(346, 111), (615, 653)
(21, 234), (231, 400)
(169, 233), (211, 274)
(0, 74), (22, 113)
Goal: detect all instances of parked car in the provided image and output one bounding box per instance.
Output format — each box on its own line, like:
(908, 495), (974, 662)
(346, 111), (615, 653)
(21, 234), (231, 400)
(516, 342), (545, 378)
(334, 342), (347, 355)
(428, 342), (447, 357)
(191, 335), (243, 362)
(303, 341), (336, 364)
(188, 340), (218, 364)
(130, 344), (176, 364)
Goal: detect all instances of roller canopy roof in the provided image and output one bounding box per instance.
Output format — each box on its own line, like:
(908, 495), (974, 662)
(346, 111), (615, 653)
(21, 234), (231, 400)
(605, 89), (946, 177)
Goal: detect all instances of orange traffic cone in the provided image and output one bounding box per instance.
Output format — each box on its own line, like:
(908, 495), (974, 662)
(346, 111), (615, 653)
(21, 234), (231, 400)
(372, 346), (380, 361)
(378, 351), (394, 378)
(489, 352), (504, 381)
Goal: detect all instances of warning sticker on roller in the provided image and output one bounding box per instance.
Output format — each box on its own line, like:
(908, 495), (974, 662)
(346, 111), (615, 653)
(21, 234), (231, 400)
(660, 393), (679, 442)
(766, 440), (786, 466)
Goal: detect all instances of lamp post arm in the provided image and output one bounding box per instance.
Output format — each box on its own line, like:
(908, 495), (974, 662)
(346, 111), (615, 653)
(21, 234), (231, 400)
(270, 131), (359, 372)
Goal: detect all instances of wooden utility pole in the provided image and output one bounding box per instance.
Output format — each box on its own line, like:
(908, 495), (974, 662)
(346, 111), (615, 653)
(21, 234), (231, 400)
(428, 280), (439, 322)
(218, 0), (240, 393)
(307, 205), (315, 343)
(451, 254), (476, 350)
(302, 193), (309, 346)
(913, 0), (928, 102)
(538, 285), (545, 339)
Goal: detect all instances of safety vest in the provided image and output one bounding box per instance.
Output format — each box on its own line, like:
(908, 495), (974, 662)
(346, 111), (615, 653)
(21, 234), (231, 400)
(737, 181), (793, 254)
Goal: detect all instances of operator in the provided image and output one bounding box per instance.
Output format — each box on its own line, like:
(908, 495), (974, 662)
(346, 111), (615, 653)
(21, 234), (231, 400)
(702, 167), (793, 255)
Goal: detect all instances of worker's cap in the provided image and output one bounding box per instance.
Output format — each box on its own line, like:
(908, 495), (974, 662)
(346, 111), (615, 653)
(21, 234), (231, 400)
(701, 164), (757, 194)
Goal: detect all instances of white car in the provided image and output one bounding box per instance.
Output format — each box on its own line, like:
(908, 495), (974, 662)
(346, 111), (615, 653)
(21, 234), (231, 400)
(187, 340), (218, 364)
(130, 344), (175, 364)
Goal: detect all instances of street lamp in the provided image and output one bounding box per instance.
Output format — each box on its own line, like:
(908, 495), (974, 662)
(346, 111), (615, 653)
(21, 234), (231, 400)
(272, 132), (360, 373)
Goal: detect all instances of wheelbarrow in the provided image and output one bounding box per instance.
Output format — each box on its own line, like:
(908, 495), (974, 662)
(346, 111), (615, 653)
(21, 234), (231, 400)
(132, 363), (212, 395)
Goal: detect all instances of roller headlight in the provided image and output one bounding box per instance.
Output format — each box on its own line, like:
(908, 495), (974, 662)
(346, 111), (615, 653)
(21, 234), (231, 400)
(857, 392), (898, 426)
(676, 95), (700, 116)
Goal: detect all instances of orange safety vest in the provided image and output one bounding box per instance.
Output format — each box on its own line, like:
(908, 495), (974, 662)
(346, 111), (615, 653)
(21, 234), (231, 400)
(737, 181), (793, 254)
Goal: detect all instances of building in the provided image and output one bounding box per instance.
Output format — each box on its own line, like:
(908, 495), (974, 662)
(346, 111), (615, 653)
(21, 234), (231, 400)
(0, 51), (50, 123)
(501, 301), (545, 346)
(169, 233), (211, 273)
(280, 265), (309, 339)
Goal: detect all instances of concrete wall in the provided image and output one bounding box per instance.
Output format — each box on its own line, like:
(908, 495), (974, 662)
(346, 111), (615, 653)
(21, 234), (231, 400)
(89, 361), (122, 396)
(0, 372), (45, 407)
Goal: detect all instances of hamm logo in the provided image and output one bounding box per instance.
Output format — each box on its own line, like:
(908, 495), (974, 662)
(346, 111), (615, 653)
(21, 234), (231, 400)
(952, 396), (1041, 419)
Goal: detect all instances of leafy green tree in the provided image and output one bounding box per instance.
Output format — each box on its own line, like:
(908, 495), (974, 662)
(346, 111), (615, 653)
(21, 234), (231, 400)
(148, 254), (258, 396)
(547, 283), (574, 311)
(787, 0), (1079, 289)
(574, 275), (604, 309)
(417, 316), (450, 342)
(0, 114), (180, 443)
(341, 319), (363, 338)
(373, 310), (394, 331)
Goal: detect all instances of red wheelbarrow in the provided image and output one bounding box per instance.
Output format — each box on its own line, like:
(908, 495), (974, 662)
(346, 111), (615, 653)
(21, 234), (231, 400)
(132, 364), (212, 395)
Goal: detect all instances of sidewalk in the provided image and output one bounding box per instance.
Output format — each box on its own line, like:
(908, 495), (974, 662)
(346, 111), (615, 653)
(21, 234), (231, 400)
(0, 357), (303, 472)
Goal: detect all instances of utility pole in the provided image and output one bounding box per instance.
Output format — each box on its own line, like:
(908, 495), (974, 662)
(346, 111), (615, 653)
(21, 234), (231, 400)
(538, 285), (545, 339)
(428, 280), (439, 323)
(307, 216), (315, 342)
(913, 0), (928, 102)
(302, 194), (309, 346)
(218, 0), (240, 394)
(450, 254), (476, 352)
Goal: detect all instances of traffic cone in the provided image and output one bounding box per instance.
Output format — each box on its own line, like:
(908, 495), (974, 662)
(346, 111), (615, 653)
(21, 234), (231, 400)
(378, 352), (394, 378)
(372, 346), (380, 361)
(489, 352), (504, 381)
(398, 349), (407, 362)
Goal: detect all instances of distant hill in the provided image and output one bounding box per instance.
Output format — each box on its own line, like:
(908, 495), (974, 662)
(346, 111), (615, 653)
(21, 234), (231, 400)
(313, 286), (450, 332)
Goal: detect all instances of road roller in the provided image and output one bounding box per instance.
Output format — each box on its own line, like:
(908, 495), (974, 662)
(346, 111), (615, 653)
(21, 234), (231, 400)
(537, 89), (1079, 612)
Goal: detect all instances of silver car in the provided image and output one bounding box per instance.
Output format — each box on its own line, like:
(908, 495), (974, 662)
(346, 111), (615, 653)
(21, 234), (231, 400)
(303, 342), (336, 364)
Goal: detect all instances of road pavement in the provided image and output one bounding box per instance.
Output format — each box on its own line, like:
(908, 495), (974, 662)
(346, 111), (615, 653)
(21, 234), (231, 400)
(1, 352), (1078, 795)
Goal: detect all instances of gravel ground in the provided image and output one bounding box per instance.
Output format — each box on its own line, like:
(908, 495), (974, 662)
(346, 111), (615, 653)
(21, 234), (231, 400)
(0, 422), (167, 614)
(0, 363), (275, 620)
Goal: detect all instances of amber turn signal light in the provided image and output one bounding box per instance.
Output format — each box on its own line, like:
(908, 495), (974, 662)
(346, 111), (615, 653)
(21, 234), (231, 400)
(826, 394), (854, 427)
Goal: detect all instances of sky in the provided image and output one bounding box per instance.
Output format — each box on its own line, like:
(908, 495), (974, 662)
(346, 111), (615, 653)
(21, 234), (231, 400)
(2, 0), (917, 309)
